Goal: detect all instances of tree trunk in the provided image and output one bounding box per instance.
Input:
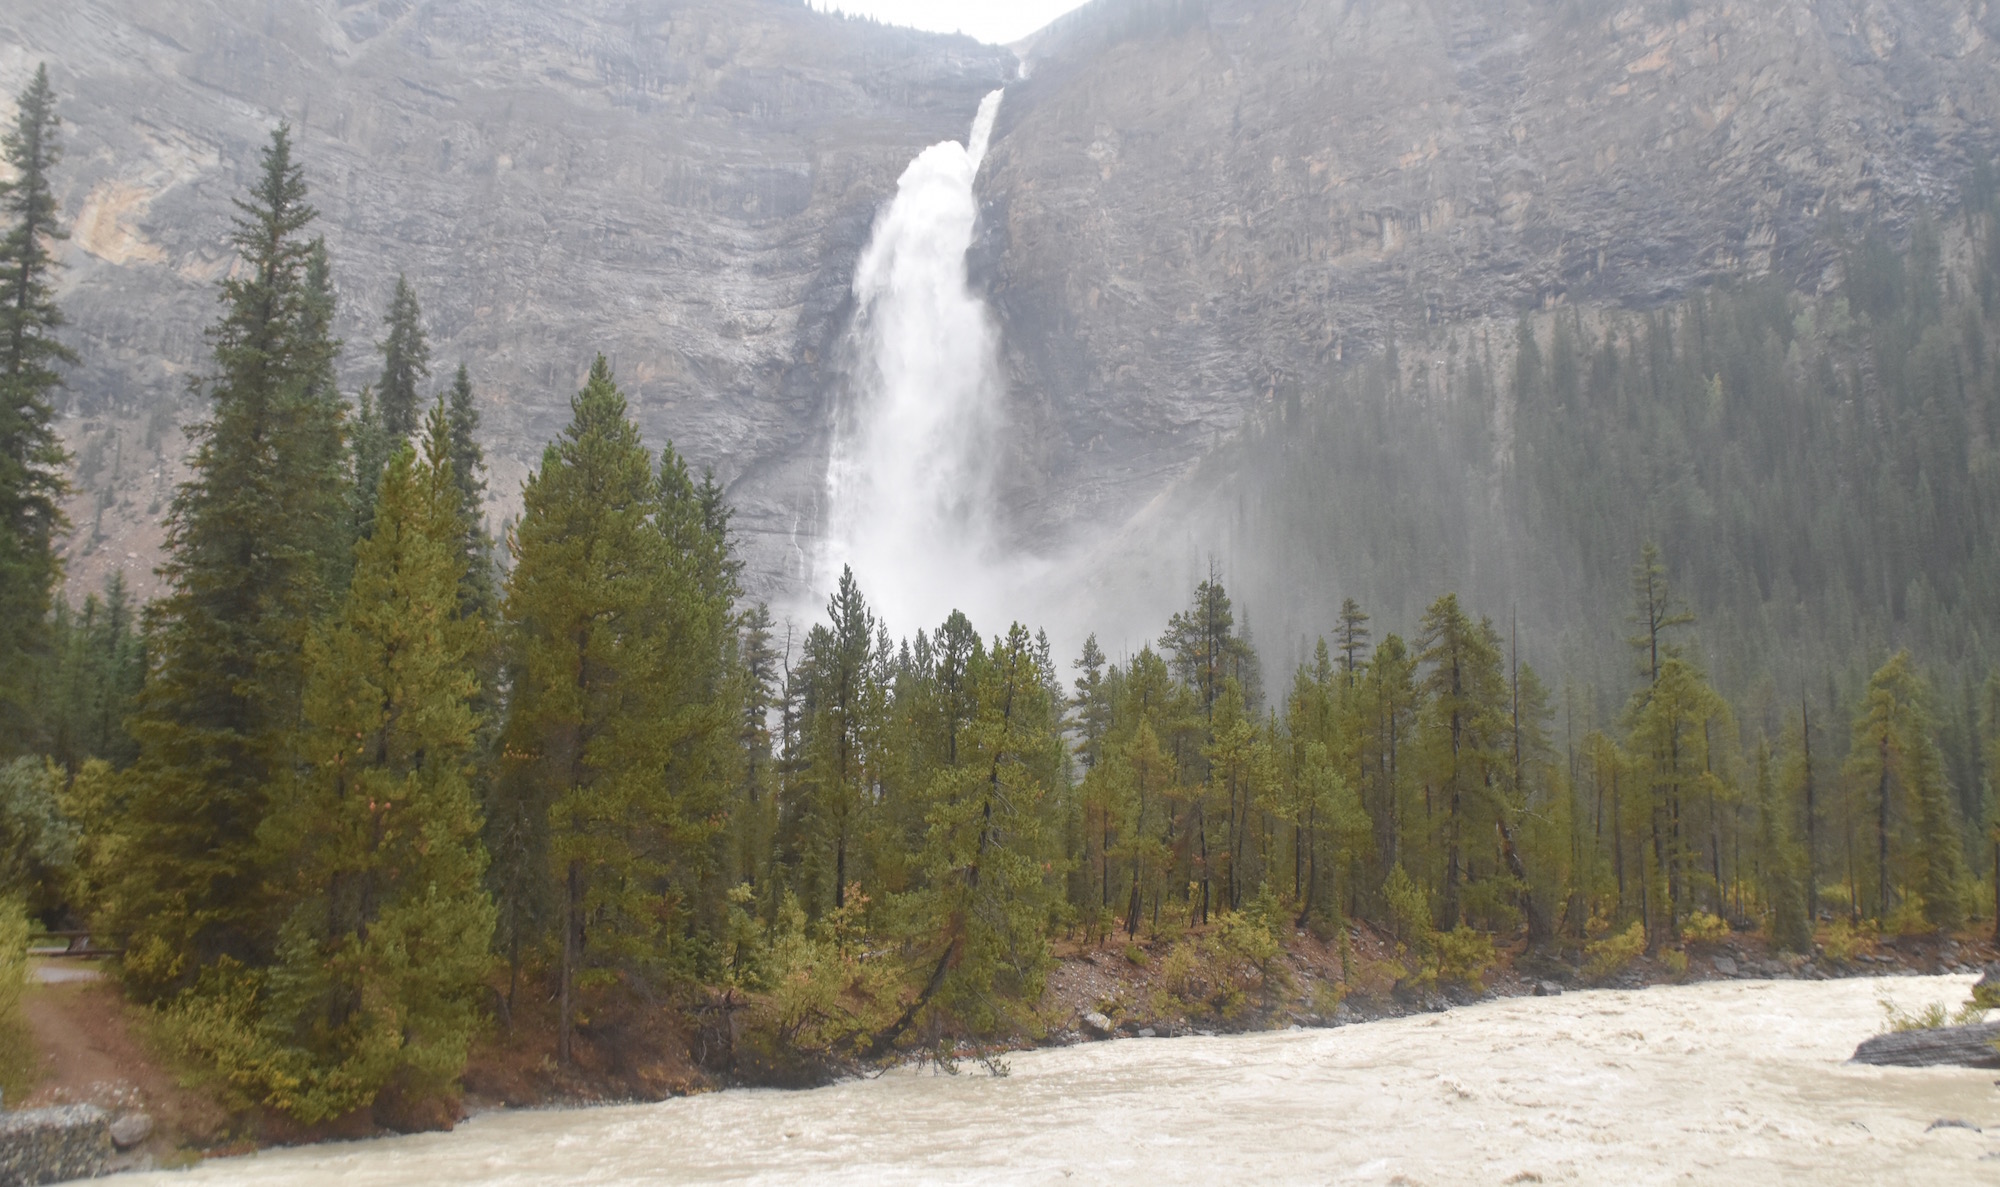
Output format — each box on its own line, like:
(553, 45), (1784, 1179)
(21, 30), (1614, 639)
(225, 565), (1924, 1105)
(558, 858), (581, 1066)
(1876, 737), (1892, 921)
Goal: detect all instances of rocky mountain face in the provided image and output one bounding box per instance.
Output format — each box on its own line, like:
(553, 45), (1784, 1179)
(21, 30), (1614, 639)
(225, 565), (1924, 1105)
(977, 0), (2000, 548)
(9, 0), (2000, 616)
(4, 0), (1010, 600)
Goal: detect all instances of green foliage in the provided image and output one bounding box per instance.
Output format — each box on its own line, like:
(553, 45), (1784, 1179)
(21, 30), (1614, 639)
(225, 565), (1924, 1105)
(1584, 922), (1647, 982)
(40, 575), (143, 771)
(1822, 918), (1870, 963)
(113, 125), (351, 1002)
(375, 276), (429, 439)
(495, 356), (737, 1061)
(0, 757), (75, 913)
(0, 897), (27, 1026)
(1880, 995), (1986, 1033)
(247, 419), (495, 1121)
(0, 65), (74, 750)
(1681, 911), (1730, 945)
(1433, 926), (1497, 993)
(1845, 652), (1969, 930)
(888, 624), (1061, 1039)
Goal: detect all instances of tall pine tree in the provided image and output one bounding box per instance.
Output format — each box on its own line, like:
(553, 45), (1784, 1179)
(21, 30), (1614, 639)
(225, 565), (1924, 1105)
(494, 356), (736, 1063)
(376, 276), (428, 440)
(238, 405), (494, 1124)
(113, 126), (349, 1000)
(0, 65), (73, 749)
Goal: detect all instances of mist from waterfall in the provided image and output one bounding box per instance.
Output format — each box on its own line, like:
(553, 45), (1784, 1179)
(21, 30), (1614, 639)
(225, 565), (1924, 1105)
(817, 90), (1039, 639)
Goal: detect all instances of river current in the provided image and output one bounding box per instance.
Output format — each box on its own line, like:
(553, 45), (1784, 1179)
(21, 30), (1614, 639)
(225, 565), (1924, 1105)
(130, 975), (1997, 1185)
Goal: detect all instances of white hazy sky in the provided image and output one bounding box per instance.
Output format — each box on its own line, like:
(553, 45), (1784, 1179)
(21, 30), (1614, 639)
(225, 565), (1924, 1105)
(807, 1), (1091, 45)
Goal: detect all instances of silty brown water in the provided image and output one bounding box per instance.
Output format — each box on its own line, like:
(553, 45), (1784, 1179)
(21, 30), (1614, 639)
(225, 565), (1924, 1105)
(126, 974), (2000, 1185)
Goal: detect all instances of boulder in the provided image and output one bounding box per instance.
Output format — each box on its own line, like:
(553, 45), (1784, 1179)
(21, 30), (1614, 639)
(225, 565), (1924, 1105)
(1851, 1022), (2000, 1069)
(0, 1105), (111, 1185)
(107, 1113), (153, 1151)
(1080, 1011), (1114, 1037)
(1712, 956), (1738, 976)
(1532, 981), (1563, 997)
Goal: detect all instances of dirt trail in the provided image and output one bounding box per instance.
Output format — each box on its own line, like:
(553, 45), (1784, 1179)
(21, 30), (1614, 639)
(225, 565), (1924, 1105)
(18, 959), (229, 1163)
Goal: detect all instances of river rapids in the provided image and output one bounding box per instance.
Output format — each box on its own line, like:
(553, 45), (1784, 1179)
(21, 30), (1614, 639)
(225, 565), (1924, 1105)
(125, 974), (1999, 1184)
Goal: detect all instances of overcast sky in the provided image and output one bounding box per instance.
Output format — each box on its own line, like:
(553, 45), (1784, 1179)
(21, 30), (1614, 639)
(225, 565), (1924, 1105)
(807, 1), (1091, 45)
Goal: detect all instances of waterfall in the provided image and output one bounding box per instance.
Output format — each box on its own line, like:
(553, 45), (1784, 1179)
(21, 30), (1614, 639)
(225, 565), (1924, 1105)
(818, 90), (1023, 636)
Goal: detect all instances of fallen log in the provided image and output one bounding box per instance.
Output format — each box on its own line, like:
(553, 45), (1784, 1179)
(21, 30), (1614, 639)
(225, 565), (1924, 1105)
(1850, 1022), (2000, 1069)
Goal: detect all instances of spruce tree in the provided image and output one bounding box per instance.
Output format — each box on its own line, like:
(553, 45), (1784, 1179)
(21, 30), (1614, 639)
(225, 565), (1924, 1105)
(1844, 652), (1967, 929)
(1416, 594), (1506, 930)
(444, 364), (496, 621)
(496, 356), (737, 1064)
(376, 276), (428, 440)
(249, 409), (493, 1123)
(43, 573), (143, 772)
(794, 567), (883, 916)
(0, 65), (73, 748)
(872, 623), (1059, 1052)
(1754, 747), (1811, 953)
(114, 126), (349, 1000)
(1628, 658), (1725, 944)
(349, 384), (390, 538)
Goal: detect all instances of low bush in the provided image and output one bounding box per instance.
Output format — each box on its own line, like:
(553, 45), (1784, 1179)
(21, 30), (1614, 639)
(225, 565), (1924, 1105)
(1583, 922), (1646, 982)
(1681, 912), (1730, 944)
(1822, 918), (1872, 963)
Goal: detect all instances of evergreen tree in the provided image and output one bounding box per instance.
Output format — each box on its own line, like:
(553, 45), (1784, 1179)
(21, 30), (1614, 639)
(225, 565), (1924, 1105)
(1334, 598), (1371, 685)
(495, 356), (736, 1063)
(113, 126), (349, 1001)
(1627, 658), (1726, 944)
(1627, 542), (1695, 687)
(1843, 652), (1967, 929)
(0, 65), (73, 747)
(789, 567), (884, 916)
(376, 276), (429, 440)
(43, 573), (143, 771)
(1415, 594), (1507, 930)
(444, 364), (496, 622)
(245, 413), (494, 1122)
(1754, 746), (1811, 953)
(735, 603), (780, 891)
(872, 623), (1060, 1051)
(349, 384), (390, 540)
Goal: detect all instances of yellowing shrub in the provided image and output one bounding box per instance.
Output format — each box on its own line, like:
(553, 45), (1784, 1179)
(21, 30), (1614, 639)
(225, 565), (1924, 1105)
(1584, 922), (1647, 981)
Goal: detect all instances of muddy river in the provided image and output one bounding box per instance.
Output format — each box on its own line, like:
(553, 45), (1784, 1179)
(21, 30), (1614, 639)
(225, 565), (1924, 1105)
(128, 974), (1999, 1184)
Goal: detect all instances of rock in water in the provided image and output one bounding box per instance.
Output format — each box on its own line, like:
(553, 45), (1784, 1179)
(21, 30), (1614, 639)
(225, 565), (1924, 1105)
(1851, 1023), (2000, 1069)
(1532, 982), (1563, 997)
(108, 1112), (153, 1150)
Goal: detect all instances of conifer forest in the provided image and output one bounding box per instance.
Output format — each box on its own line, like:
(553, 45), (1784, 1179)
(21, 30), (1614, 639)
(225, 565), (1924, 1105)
(4, 58), (2000, 1139)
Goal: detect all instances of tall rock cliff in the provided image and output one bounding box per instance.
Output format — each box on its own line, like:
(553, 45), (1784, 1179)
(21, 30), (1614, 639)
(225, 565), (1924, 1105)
(8, 0), (2000, 626)
(978, 0), (2000, 553)
(3, 0), (1010, 600)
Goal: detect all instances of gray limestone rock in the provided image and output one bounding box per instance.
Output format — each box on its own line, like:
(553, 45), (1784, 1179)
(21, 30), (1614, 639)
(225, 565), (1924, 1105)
(107, 1113), (152, 1151)
(14, 0), (2000, 617)
(0, 1105), (111, 1185)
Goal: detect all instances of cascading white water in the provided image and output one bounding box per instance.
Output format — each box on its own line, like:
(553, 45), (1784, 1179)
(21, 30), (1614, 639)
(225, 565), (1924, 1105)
(818, 90), (1023, 635)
